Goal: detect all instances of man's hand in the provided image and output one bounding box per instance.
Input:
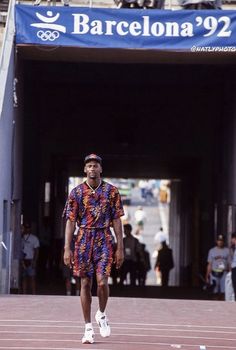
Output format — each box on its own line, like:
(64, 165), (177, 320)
(64, 247), (73, 267)
(205, 273), (210, 284)
(114, 247), (124, 269)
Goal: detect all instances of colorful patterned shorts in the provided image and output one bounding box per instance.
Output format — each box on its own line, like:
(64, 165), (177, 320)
(73, 228), (115, 278)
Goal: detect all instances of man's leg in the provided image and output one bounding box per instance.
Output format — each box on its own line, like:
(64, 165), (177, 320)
(80, 277), (95, 344)
(95, 274), (111, 337)
(29, 266), (37, 295)
(80, 277), (93, 322)
(130, 261), (137, 286)
(30, 276), (36, 295)
(161, 270), (170, 286)
(96, 274), (109, 312)
(219, 274), (226, 301)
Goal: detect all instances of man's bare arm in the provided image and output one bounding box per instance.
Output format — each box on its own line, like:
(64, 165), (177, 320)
(64, 219), (75, 266)
(112, 217), (124, 269)
(205, 262), (212, 282)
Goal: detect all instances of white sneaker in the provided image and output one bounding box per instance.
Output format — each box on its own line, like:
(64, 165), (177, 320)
(81, 327), (95, 344)
(95, 310), (111, 338)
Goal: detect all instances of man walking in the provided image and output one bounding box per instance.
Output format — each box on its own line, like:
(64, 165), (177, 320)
(154, 238), (174, 287)
(21, 223), (40, 294)
(63, 154), (124, 344)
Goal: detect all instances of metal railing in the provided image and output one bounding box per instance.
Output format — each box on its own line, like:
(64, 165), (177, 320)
(17, 0), (115, 7)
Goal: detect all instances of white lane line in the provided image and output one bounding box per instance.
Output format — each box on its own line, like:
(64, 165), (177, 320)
(0, 327), (236, 335)
(0, 348), (105, 350)
(112, 323), (236, 330)
(0, 324), (236, 340)
(0, 325), (83, 328)
(104, 341), (236, 349)
(0, 334), (236, 342)
(0, 320), (236, 330)
(0, 320), (83, 324)
(0, 340), (234, 350)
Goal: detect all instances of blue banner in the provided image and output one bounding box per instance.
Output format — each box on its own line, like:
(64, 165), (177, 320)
(15, 4), (236, 51)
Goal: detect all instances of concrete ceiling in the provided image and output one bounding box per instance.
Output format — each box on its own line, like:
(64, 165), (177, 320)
(16, 44), (236, 64)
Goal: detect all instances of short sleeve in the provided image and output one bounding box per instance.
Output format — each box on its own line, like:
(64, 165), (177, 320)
(34, 236), (40, 249)
(207, 248), (213, 263)
(62, 188), (79, 222)
(110, 187), (124, 220)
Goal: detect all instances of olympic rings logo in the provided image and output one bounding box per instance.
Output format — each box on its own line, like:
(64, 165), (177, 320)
(37, 30), (60, 41)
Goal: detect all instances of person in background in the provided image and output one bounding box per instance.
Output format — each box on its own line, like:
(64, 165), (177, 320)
(180, 0), (221, 9)
(154, 227), (164, 244)
(137, 243), (151, 286)
(119, 223), (141, 286)
(115, 0), (144, 8)
(21, 223), (40, 294)
(205, 234), (231, 300)
(134, 206), (147, 232)
(133, 226), (145, 244)
(34, 0), (70, 6)
(155, 239), (174, 286)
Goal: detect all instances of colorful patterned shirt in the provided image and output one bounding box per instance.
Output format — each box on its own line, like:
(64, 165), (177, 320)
(63, 181), (124, 228)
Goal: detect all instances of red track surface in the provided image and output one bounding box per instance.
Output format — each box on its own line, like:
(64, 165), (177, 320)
(0, 295), (235, 350)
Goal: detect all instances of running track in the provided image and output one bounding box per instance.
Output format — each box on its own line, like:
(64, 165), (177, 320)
(0, 295), (236, 350)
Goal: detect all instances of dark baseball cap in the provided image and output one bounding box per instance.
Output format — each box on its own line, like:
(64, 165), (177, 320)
(84, 154), (102, 164)
(216, 234), (225, 241)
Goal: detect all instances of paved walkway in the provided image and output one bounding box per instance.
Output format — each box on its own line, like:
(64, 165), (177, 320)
(0, 295), (236, 350)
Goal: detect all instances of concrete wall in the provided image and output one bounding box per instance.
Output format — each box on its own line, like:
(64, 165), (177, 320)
(0, 46), (15, 294)
(0, 51), (24, 294)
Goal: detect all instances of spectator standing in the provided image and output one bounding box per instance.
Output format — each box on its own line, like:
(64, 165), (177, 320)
(137, 243), (151, 286)
(117, 0), (144, 8)
(21, 223), (40, 294)
(119, 224), (141, 286)
(159, 180), (170, 204)
(138, 179), (148, 200)
(133, 226), (145, 244)
(154, 227), (166, 244)
(134, 206), (147, 232)
(63, 154), (124, 344)
(145, 0), (165, 9)
(154, 239), (174, 286)
(205, 234), (231, 300)
(34, 0), (70, 6)
(180, 0), (221, 9)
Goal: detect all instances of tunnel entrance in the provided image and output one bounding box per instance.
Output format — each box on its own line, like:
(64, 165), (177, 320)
(17, 50), (235, 295)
